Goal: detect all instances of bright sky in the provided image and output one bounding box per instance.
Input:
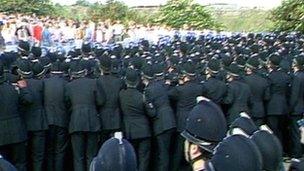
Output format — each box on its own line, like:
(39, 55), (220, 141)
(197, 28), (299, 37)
(51, 0), (282, 9)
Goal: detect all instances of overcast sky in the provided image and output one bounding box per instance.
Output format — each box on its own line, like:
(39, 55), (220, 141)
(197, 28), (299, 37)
(51, 0), (282, 9)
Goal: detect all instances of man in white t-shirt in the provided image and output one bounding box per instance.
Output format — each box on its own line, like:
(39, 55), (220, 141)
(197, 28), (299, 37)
(112, 20), (124, 42)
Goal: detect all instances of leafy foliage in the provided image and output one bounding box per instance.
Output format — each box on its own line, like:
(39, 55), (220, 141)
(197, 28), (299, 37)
(88, 0), (129, 22)
(271, 0), (304, 33)
(0, 0), (55, 16)
(154, 0), (222, 30)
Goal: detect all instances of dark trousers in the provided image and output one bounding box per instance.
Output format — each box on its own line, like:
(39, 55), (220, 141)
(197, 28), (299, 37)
(267, 116), (286, 146)
(46, 125), (68, 171)
(71, 132), (99, 171)
(156, 129), (174, 171)
(28, 131), (46, 171)
(289, 116), (303, 158)
(172, 134), (191, 171)
(130, 137), (151, 171)
(0, 141), (27, 171)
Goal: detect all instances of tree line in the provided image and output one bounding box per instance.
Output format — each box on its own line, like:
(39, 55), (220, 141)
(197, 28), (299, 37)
(0, 0), (303, 33)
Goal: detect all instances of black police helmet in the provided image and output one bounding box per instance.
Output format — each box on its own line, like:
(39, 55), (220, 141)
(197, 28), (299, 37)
(32, 62), (45, 78)
(16, 60), (33, 78)
(207, 58), (221, 74)
(142, 64), (154, 80)
(250, 130), (283, 171)
(246, 55), (260, 69)
(90, 137), (137, 171)
(181, 99), (227, 153)
(181, 61), (196, 77)
(269, 53), (282, 66)
(229, 116), (258, 136)
(99, 56), (111, 72)
(81, 41), (92, 54)
(31, 46), (42, 58)
(0, 155), (17, 171)
(226, 63), (241, 77)
(125, 68), (139, 87)
(18, 41), (30, 53)
(205, 135), (262, 171)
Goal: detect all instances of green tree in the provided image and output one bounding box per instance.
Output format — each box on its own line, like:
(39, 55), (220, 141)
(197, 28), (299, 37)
(0, 0), (55, 16)
(271, 0), (304, 32)
(154, 0), (222, 30)
(88, 0), (129, 22)
(75, 0), (91, 7)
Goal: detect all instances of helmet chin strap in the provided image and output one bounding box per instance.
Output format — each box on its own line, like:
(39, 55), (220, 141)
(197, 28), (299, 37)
(190, 155), (204, 166)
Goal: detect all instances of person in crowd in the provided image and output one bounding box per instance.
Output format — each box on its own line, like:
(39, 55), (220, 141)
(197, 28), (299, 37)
(16, 42), (48, 171)
(168, 61), (204, 171)
(243, 55), (270, 126)
(119, 68), (156, 171)
(65, 47), (105, 171)
(44, 59), (69, 171)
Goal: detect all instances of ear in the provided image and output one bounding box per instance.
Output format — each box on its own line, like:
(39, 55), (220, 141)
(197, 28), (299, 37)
(190, 144), (202, 160)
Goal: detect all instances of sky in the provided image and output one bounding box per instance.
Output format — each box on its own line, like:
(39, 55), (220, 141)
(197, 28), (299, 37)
(51, 0), (283, 9)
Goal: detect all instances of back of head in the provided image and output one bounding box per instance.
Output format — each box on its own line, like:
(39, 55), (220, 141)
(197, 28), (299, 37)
(90, 137), (137, 171)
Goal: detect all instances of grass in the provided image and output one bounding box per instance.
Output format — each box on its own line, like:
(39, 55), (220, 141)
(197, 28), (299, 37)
(213, 9), (275, 32)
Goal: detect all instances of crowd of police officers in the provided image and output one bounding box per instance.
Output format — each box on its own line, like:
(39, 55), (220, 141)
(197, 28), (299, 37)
(0, 32), (304, 171)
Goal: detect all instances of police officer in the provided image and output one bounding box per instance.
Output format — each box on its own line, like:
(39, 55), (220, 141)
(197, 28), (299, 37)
(0, 61), (31, 171)
(201, 58), (227, 106)
(97, 55), (124, 145)
(81, 42), (99, 79)
(168, 61), (203, 171)
(244, 55), (270, 126)
(266, 53), (291, 145)
(44, 60), (69, 171)
(119, 68), (155, 171)
(142, 63), (176, 171)
(289, 55), (304, 158)
(65, 62), (105, 171)
(223, 63), (251, 124)
(182, 98), (262, 171)
(17, 59), (48, 171)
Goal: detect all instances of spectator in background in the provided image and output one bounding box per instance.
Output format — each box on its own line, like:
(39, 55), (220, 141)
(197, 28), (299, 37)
(112, 20), (124, 42)
(15, 19), (31, 42)
(84, 21), (93, 42)
(0, 20), (5, 50)
(32, 21), (43, 44)
(42, 23), (52, 47)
